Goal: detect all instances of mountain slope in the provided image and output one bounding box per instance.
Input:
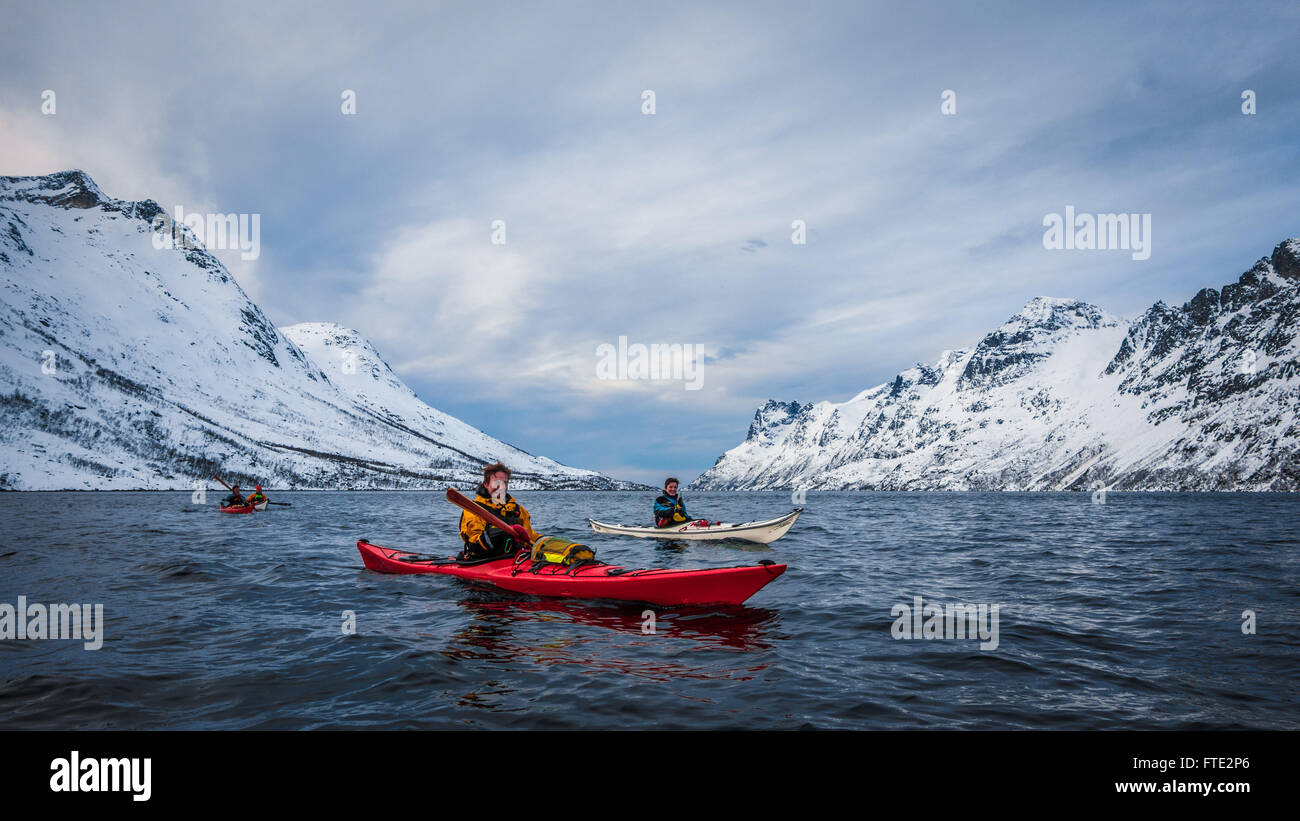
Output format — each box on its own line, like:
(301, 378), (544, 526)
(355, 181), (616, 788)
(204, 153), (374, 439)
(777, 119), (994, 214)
(280, 322), (602, 486)
(0, 170), (628, 490)
(693, 241), (1300, 491)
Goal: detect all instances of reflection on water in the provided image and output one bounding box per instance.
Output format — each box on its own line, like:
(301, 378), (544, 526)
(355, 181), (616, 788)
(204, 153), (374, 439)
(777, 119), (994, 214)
(441, 593), (780, 685)
(652, 539), (773, 554)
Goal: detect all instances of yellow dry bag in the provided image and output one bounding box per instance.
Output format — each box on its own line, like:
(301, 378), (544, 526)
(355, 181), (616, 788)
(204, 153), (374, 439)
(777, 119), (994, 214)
(529, 536), (596, 566)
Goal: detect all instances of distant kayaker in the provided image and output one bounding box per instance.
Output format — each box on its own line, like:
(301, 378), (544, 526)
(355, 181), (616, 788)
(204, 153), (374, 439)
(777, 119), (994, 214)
(221, 485), (246, 507)
(246, 486), (268, 506)
(654, 478), (708, 528)
(458, 461), (540, 560)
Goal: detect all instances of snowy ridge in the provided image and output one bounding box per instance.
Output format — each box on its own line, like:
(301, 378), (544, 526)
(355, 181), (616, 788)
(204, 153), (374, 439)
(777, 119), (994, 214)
(0, 170), (632, 490)
(693, 241), (1300, 491)
(280, 322), (596, 482)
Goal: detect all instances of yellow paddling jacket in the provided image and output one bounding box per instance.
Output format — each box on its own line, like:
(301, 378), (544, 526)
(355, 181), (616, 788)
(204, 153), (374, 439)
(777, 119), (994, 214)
(459, 485), (541, 550)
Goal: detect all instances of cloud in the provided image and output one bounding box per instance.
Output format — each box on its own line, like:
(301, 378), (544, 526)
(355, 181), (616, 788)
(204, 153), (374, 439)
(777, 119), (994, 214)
(3, 0), (1298, 482)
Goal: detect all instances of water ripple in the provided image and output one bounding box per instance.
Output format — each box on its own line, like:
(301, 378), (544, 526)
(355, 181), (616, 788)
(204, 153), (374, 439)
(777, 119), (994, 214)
(0, 490), (1296, 729)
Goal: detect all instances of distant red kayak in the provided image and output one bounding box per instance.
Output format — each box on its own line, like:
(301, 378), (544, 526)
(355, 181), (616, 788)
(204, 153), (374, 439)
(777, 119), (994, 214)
(357, 540), (786, 606)
(219, 504), (257, 514)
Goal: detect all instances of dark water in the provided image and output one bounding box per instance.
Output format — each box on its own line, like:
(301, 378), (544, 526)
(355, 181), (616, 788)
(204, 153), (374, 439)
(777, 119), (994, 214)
(0, 490), (1296, 730)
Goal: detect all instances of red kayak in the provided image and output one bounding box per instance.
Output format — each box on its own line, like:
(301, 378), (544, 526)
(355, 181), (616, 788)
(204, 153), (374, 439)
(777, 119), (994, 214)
(219, 504), (257, 514)
(357, 540), (786, 606)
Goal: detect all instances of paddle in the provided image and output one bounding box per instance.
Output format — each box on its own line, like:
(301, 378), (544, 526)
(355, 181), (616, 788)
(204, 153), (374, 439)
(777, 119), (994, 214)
(445, 487), (533, 547)
(212, 475), (246, 506)
(265, 501), (292, 507)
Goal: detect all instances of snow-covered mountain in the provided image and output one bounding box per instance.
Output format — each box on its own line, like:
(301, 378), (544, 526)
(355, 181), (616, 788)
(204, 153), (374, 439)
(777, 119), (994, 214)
(693, 240), (1300, 491)
(0, 170), (632, 490)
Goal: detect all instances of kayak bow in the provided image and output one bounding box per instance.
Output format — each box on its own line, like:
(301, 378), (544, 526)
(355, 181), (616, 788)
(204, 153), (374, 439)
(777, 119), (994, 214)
(356, 539), (786, 606)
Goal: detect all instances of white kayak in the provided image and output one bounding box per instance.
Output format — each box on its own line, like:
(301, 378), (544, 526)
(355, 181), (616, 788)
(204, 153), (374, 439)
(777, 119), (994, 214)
(253, 500), (268, 511)
(588, 509), (802, 544)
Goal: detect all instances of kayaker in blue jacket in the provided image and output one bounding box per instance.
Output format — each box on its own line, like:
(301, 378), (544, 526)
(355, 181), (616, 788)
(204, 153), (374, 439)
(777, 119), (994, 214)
(654, 478), (709, 528)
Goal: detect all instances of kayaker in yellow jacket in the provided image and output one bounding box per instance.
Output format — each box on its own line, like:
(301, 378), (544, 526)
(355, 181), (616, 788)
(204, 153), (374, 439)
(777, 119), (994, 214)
(246, 486), (268, 506)
(458, 462), (540, 560)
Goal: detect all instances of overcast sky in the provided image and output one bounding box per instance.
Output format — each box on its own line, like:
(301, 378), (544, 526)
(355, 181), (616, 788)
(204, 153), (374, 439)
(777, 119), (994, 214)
(3, 1), (1297, 485)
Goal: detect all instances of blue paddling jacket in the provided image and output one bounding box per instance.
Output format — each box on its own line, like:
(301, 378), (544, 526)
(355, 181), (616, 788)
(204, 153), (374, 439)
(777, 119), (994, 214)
(654, 493), (690, 528)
